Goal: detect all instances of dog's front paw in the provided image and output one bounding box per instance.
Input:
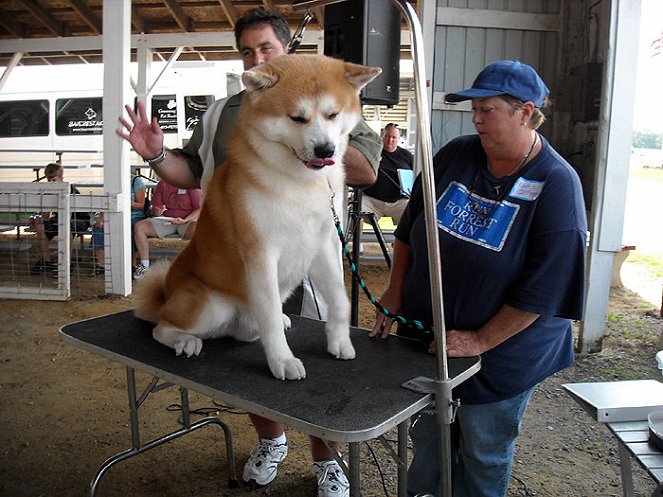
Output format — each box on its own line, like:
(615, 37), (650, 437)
(282, 314), (292, 330)
(328, 337), (355, 360)
(174, 335), (203, 357)
(269, 356), (306, 380)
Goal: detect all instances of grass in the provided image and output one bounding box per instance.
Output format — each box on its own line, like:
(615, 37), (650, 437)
(630, 165), (663, 183)
(605, 311), (661, 347)
(0, 212), (32, 222)
(597, 364), (647, 380)
(628, 252), (663, 278)
(606, 313), (623, 323)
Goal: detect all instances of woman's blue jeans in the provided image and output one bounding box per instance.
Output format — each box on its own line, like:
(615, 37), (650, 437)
(407, 387), (535, 497)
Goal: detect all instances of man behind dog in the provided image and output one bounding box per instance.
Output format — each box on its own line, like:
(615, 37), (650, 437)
(117, 8), (381, 496)
(361, 122), (414, 225)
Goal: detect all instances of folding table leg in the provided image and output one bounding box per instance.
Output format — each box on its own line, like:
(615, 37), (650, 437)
(89, 367), (238, 496)
(398, 422), (409, 497)
(349, 442), (361, 496)
(617, 442), (635, 497)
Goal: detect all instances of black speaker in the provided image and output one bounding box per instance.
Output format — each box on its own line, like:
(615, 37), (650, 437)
(324, 0), (401, 106)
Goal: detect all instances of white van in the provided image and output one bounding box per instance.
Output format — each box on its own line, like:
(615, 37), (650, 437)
(0, 62), (242, 184)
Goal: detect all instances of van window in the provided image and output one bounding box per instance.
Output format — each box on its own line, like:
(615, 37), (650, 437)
(184, 95), (215, 131)
(55, 97), (103, 135)
(152, 95), (178, 134)
(0, 99), (49, 137)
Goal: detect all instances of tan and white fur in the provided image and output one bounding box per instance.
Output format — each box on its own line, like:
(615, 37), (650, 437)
(133, 55), (381, 380)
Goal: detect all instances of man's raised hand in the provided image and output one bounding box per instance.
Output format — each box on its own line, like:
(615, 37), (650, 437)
(116, 101), (164, 160)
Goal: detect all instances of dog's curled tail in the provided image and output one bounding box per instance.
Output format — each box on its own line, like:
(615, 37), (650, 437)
(133, 260), (170, 322)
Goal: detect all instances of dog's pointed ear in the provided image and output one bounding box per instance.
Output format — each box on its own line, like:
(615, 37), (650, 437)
(344, 62), (382, 91)
(242, 68), (279, 92)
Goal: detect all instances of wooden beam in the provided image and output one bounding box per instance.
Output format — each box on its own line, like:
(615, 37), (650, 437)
(0, 31), (238, 53)
(67, 0), (103, 34)
(163, 0), (194, 32)
(218, 0), (238, 29)
(0, 10), (29, 38)
(131, 10), (148, 34)
(63, 50), (88, 64)
(436, 7), (560, 32)
(262, 0), (275, 10)
(19, 0), (68, 37)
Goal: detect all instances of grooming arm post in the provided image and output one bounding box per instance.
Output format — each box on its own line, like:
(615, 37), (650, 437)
(390, 3), (452, 497)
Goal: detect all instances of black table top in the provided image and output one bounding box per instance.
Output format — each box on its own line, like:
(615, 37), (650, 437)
(61, 311), (480, 442)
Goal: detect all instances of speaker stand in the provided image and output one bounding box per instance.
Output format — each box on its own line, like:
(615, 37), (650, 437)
(345, 188), (392, 326)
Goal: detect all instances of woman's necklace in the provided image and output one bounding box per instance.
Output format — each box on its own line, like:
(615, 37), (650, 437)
(492, 133), (538, 197)
(467, 133), (539, 221)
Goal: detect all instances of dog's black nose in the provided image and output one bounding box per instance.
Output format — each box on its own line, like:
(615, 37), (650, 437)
(314, 144), (335, 159)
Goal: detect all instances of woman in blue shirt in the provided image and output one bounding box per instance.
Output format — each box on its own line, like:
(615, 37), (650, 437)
(371, 60), (587, 497)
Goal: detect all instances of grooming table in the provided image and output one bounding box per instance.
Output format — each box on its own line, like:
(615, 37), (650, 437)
(61, 311), (481, 496)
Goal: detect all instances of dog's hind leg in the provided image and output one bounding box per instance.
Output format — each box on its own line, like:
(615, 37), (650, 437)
(153, 280), (228, 357)
(153, 325), (203, 357)
(309, 235), (354, 360)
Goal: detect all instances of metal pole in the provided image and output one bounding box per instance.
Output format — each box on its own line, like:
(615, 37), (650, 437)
(390, 2), (451, 496)
(351, 190), (363, 326)
(126, 366), (141, 450)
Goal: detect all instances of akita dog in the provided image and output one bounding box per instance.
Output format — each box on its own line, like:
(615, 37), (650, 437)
(133, 55), (381, 380)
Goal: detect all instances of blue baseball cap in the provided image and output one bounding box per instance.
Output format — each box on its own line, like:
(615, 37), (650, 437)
(445, 60), (549, 108)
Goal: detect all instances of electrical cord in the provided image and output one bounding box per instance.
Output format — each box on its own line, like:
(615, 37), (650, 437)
(165, 401), (247, 425)
(510, 473), (535, 496)
(363, 440), (391, 497)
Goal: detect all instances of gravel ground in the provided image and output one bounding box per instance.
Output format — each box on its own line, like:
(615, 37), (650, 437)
(1, 263), (661, 497)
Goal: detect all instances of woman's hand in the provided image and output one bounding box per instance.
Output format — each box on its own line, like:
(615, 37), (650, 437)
(428, 329), (486, 357)
(369, 286), (402, 339)
(170, 217), (187, 225)
(430, 306), (539, 356)
(116, 101), (164, 160)
(428, 329), (488, 356)
(152, 204), (167, 217)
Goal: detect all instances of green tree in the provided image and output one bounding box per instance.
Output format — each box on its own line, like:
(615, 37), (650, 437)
(632, 130), (663, 149)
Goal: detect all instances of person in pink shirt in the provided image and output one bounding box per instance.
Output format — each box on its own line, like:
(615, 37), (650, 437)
(133, 179), (201, 279)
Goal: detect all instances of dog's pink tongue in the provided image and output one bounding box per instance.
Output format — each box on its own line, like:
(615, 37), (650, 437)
(306, 158), (335, 168)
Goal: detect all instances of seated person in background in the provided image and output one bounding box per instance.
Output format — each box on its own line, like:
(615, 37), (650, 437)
(132, 179), (201, 280)
(90, 173), (148, 276)
(130, 173), (148, 262)
(30, 163), (90, 274)
(361, 123), (414, 225)
(91, 212), (105, 275)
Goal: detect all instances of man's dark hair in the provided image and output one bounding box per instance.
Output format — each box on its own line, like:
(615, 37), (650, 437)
(234, 7), (291, 50)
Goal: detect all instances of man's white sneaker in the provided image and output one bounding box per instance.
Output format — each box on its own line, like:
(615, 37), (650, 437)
(314, 460), (350, 497)
(133, 263), (148, 280)
(242, 438), (288, 486)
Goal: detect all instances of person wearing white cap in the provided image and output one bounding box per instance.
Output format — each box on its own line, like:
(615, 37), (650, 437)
(371, 60), (588, 496)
